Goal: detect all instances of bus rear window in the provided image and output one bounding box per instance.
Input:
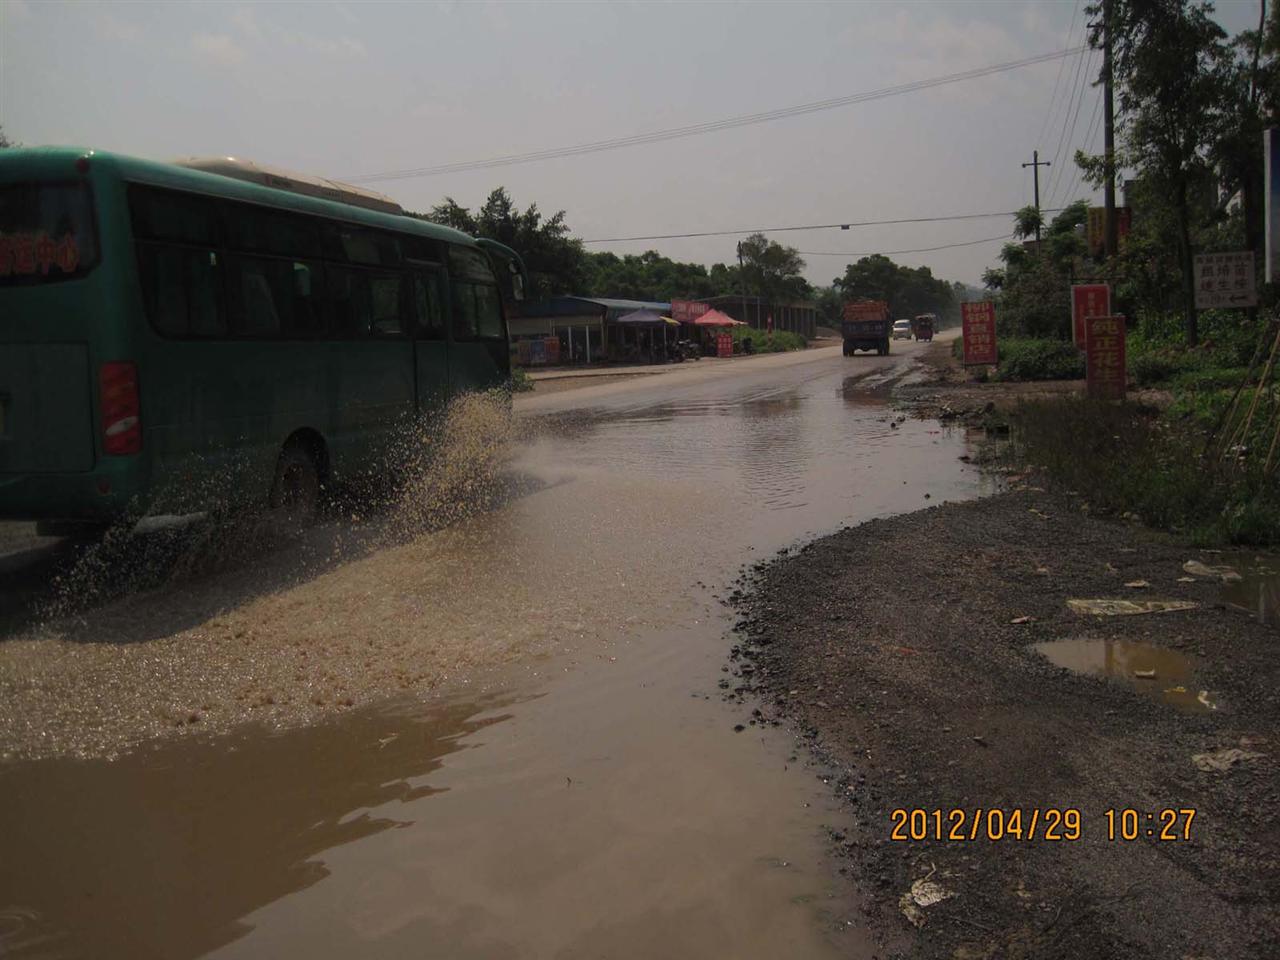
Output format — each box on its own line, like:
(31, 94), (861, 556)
(0, 182), (99, 284)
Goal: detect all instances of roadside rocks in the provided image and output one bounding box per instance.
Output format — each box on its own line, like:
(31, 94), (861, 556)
(726, 489), (1279, 960)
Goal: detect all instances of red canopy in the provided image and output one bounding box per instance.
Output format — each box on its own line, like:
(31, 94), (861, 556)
(689, 308), (744, 326)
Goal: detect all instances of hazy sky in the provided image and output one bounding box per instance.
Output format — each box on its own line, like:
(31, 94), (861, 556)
(0, 0), (1263, 286)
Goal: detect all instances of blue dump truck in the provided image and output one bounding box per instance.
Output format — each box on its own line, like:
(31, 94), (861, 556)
(841, 300), (892, 356)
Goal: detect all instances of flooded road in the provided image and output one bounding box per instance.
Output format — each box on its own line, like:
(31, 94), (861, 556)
(1, 338), (989, 958)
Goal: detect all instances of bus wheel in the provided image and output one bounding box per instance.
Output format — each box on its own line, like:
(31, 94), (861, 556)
(270, 444), (321, 522)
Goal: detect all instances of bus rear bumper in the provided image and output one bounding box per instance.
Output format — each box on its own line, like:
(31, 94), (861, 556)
(0, 463), (145, 524)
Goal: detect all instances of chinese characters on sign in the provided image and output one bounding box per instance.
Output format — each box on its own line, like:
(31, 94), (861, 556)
(716, 332), (732, 357)
(670, 300), (710, 322)
(1085, 315), (1127, 401)
(961, 301), (997, 366)
(0, 232), (81, 278)
(1192, 251), (1256, 309)
(1086, 207), (1133, 258)
(1071, 284), (1111, 348)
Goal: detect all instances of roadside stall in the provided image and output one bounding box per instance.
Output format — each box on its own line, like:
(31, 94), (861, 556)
(687, 308), (745, 357)
(614, 309), (679, 363)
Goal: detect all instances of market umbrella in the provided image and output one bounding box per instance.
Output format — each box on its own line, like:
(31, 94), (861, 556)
(615, 309), (668, 325)
(690, 308), (745, 326)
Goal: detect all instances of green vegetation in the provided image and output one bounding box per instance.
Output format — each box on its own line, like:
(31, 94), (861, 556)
(411, 187), (967, 321)
(832, 253), (962, 327)
(969, 2), (1280, 545)
(1010, 396), (1280, 546)
(950, 335), (1085, 381)
(731, 325), (806, 353)
(508, 367), (535, 393)
(995, 339), (1086, 382)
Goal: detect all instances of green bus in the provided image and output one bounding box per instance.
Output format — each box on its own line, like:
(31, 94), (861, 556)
(0, 147), (527, 533)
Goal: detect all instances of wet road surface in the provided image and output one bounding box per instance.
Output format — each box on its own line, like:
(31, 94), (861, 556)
(0, 337), (991, 958)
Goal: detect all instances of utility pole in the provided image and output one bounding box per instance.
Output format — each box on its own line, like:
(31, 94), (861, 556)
(1103, 0), (1118, 258)
(1022, 150), (1051, 242)
(737, 241), (750, 326)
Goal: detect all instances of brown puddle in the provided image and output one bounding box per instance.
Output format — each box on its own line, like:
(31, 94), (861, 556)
(1220, 556), (1280, 629)
(0, 347), (978, 959)
(1033, 638), (1216, 713)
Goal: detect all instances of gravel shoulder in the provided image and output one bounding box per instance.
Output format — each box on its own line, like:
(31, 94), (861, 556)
(729, 489), (1279, 959)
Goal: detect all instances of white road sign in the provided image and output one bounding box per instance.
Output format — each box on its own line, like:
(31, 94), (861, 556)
(1194, 251), (1257, 309)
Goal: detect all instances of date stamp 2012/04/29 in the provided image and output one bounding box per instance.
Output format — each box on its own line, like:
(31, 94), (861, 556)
(890, 808), (1196, 843)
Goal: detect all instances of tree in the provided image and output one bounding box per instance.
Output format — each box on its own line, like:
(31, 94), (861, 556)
(584, 249), (725, 301)
(737, 233), (810, 304)
(992, 202), (1094, 338)
(1091, 0), (1231, 344)
(0, 126), (14, 149)
(424, 198), (476, 234)
(414, 188), (587, 299)
(835, 253), (956, 318)
(1013, 205), (1044, 241)
(811, 285), (844, 327)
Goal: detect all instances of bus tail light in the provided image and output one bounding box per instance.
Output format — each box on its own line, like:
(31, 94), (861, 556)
(100, 362), (141, 455)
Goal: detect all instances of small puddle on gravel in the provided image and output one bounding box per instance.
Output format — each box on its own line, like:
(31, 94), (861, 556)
(1033, 638), (1216, 713)
(1221, 557), (1280, 629)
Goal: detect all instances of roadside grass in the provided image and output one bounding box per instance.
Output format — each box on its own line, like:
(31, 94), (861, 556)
(508, 367), (535, 392)
(1008, 396), (1280, 546)
(951, 336), (1084, 381)
(731, 325), (807, 353)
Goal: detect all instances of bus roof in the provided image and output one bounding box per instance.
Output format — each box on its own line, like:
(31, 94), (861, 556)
(0, 146), (479, 248)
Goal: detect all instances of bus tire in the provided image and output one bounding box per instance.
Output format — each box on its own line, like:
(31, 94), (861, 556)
(270, 443), (322, 522)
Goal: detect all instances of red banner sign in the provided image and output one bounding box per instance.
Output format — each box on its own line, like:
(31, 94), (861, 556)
(1085, 315), (1126, 400)
(961, 301), (997, 366)
(716, 332), (732, 358)
(1071, 283), (1111, 347)
(671, 300), (709, 322)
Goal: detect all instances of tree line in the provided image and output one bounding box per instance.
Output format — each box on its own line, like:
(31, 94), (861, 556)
(412, 188), (960, 324)
(989, 0), (1280, 345)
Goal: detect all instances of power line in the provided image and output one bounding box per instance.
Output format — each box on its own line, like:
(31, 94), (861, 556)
(796, 234), (1013, 257)
(1043, 36), (1093, 205)
(1061, 88), (1105, 203)
(346, 45), (1087, 184)
(1046, 47), (1097, 207)
(581, 209), (1066, 244)
(1034, 2), (1082, 149)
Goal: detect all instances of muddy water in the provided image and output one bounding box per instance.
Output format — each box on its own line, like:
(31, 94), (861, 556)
(1033, 638), (1216, 713)
(1221, 555), (1280, 629)
(1, 348), (987, 958)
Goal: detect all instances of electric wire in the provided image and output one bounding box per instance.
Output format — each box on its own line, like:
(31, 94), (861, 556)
(1042, 31), (1093, 205)
(795, 233), (1013, 257)
(1046, 47), (1098, 207)
(346, 46), (1087, 184)
(582, 208), (1067, 244)
(1034, 2), (1081, 149)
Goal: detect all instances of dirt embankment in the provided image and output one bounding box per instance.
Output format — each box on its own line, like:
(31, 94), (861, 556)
(895, 338), (1172, 426)
(729, 490), (1279, 959)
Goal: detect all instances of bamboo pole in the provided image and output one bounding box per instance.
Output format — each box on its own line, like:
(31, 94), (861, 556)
(1222, 323), (1280, 468)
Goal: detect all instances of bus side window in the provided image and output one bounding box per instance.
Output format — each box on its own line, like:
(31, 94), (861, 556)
(413, 272), (444, 339)
(187, 250), (226, 336)
(229, 256), (283, 337)
(327, 267), (367, 337)
(473, 284), (503, 339)
(288, 261), (325, 337)
(369, 275), (401, 337)
(136, 243), (226, 337)
(451, 282), (478, 340)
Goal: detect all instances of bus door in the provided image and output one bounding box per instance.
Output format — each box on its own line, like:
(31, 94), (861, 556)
(410, 266), (450, 416)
